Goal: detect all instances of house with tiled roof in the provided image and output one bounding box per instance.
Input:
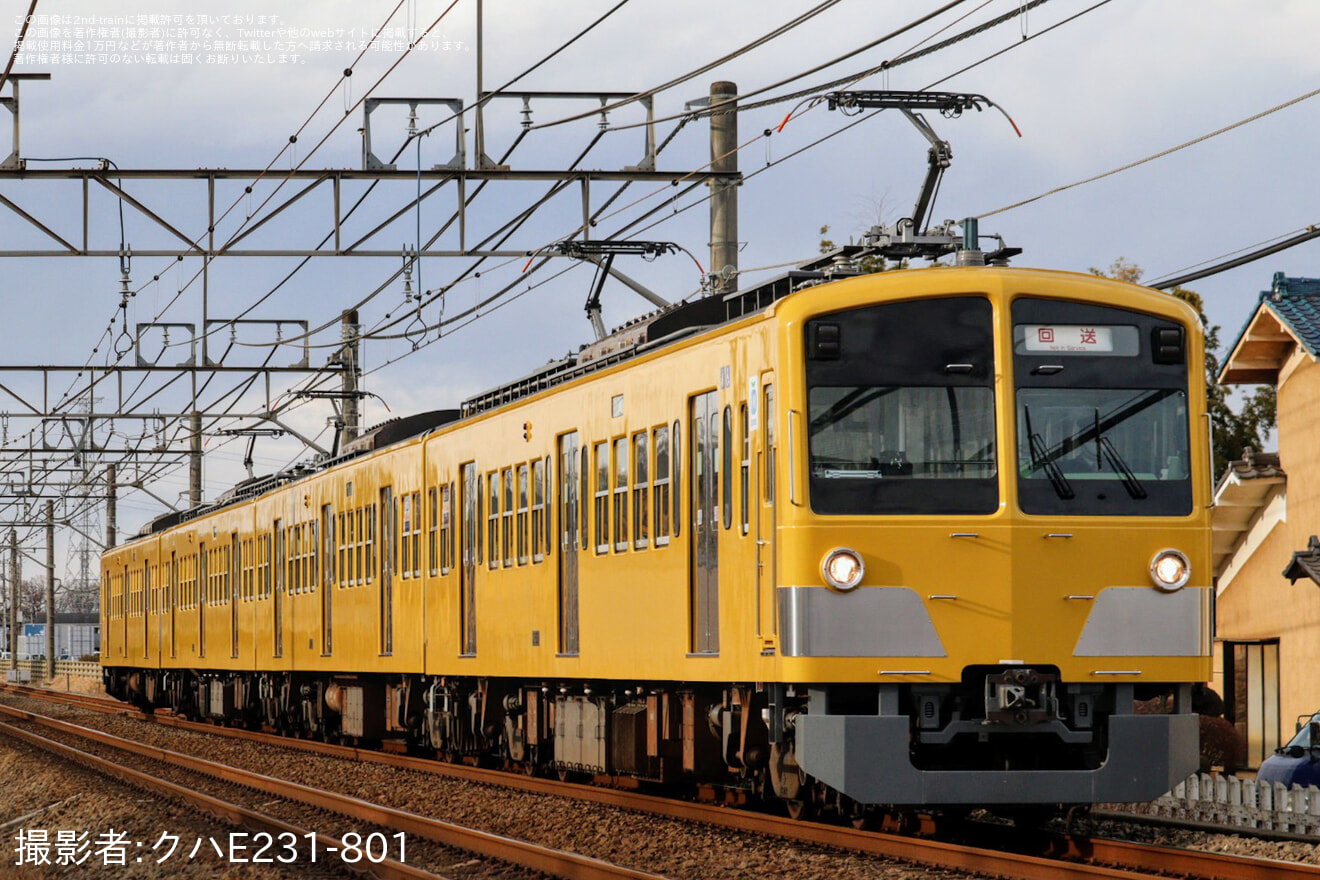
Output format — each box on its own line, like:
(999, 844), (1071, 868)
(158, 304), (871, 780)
(1215, 272), (1320, 767)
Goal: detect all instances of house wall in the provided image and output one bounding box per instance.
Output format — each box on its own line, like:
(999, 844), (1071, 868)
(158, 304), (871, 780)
(1215, 354), (1320, 736)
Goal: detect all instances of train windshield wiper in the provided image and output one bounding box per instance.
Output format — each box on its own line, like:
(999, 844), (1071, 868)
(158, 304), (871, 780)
(1024, 405), (1074, 500)
(1098, 434), (1147, 500)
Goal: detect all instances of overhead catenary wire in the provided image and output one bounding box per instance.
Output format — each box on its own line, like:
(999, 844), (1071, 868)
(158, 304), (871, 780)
(1149, 225), (1320, 290)
(977, 81), (1320, 219)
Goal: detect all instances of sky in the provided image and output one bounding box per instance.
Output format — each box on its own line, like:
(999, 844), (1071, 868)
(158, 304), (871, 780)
(2, 0), (1319, 584)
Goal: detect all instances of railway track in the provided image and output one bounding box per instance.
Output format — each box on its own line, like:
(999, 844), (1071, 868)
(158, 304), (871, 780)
(2, 683), (1315, 880)
(0, 697), (661, 880)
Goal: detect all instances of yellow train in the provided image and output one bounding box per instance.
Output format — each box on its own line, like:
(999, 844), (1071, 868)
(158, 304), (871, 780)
(102, 262), (1211, 814)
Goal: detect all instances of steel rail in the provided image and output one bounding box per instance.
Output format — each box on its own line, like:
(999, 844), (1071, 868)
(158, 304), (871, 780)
(0, 700), (662, 880)
(4, 684), (1315, 880)
(0, 718), (439, 880)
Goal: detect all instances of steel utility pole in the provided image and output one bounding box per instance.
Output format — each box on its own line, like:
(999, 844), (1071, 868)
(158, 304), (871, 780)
(8, 529), (17, 670)
(340, 309), (361, 448)
(105, 464), (116, 550)
(45, 499), (53, 677)
(709, 81), (739, 296)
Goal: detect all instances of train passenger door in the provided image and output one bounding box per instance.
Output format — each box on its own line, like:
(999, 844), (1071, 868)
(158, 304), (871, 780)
(272, 521), (284, 658)
(198, 545), (207, 659)
(143, 563), (150, 659)
(230, 534), (239, 658)
(170, 552), (178, 659)
(757, 377), (777, 642)
(690, 391), (720, 654)
(322, 505), (334, 655)
(557, 432), (580, 654)
(459, 463), (478, 655)
(379, 488), (394, 655)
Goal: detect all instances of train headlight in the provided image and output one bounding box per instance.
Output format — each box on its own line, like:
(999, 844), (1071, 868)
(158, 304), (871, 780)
(1149, 549), (1191, 592)
(821, 548), (865, 592)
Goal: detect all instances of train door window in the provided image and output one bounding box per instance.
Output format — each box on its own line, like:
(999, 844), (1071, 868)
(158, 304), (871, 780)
(380, 486), (395, 655)
(428, 487), (440, 575)
(763, 384), (775, 503)
(613, 436), (629, 553)
(654, 425), (671, 546)
(740, 403), (750, 535)
(170, 551), (178, 658)
(487, 471), (501, 569)
(594, 442), (610, 554)
(633, 431), (649, 549)
(401, 494), (413, 579)
(722, 405), (733, 529)
(531, 460), (545, 563)
(1225, 640), (1280, 768)
(673, 419), (682, 538)
(231, 534), (240, 658)
(198, 544), (207, 659)
(517, 464), (530, 565)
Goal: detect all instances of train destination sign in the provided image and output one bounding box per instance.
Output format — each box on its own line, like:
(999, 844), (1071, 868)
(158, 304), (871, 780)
(1018, 324), (1139, 355)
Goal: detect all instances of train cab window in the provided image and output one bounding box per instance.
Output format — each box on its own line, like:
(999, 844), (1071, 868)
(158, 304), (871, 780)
(517, 464), (530, 565)
(654, 425), (671, 546)
(1012, 298), (1192, 516)
(804, 297), (997, 515)
(633, 431), (649, 549)
(487, 471), (501, 569)
(531, 461), (546, 563)
(722, 405), (733, 529)
(594, 442), (610, 554)
(613, 436), (629, 553)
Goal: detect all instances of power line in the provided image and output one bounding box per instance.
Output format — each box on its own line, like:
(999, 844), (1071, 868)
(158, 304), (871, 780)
(1149, 225), (1320, 290)
(977, 81), (1320, 219)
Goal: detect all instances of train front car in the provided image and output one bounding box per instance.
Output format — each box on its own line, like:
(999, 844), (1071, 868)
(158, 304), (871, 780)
(774, 268), (1210, 808)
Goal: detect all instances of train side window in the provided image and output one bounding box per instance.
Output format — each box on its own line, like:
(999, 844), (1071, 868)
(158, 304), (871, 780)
(543, 456), (553, 559)
(580, 446), (589, 551)
(633, 431), (649, 549)
(410, 491), (422, 576)
(740, 403), (750, 535)
(365, 505), (375, 583)
(336, 512), (346, 588)
(722, 404), (733, 530)
(613, 436), (629, 553)
(346, 508), (357, 586)
(531, 460), (546, 563)
(429, 487), (440, 575)
(310, 522), (319, 593)
(441, 483), (454, 574)
(487, 471), (501, 569)
(653, 425), (671, 546)
(673, 419), (682, 538)
(517, 464), (530, 566)
(401, 494), (413, 579)
(502, 468), (515, 568)
(594, 442), (610, 554)
(764, 383), (775, 503)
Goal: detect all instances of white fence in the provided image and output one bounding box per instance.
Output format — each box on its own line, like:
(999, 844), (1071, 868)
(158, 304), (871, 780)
(1117, 773), (1320, 835)
(4, 659), (100, 683)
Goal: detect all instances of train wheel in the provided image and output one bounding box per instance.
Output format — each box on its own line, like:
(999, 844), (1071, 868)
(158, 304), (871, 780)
(785, 798), (814, 821)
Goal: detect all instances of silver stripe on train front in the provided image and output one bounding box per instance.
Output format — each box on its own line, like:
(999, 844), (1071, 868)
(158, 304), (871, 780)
(777, 586), (946, 657)
(1073, 586), (1211, 657)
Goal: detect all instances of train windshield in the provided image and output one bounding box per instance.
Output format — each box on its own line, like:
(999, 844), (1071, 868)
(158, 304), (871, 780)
(1012, 296), (1193, 517)
(1015, 388), (1191, 515)
(804, 296), (998, 515)
(808, 386), (998, 514)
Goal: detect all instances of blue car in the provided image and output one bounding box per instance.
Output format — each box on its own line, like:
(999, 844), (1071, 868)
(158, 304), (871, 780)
(1257, 715), (1320, 787)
